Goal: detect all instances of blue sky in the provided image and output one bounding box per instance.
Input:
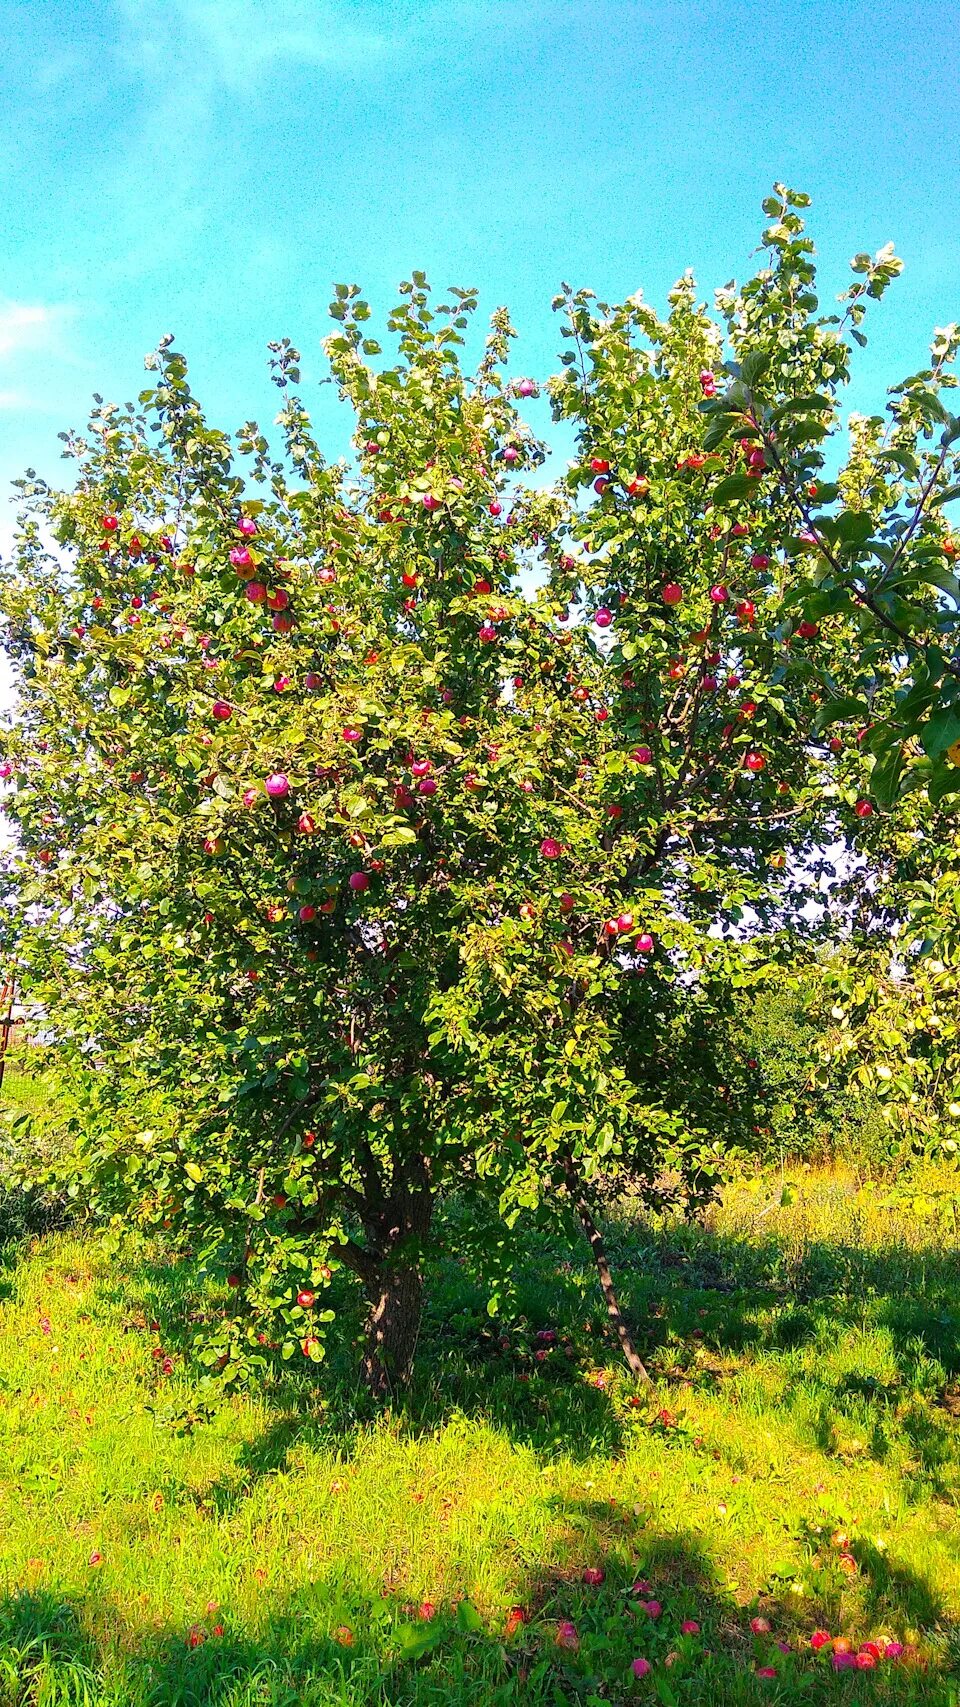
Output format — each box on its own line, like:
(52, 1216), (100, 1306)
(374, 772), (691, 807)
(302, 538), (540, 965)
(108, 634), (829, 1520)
(1, 0), (959, 505)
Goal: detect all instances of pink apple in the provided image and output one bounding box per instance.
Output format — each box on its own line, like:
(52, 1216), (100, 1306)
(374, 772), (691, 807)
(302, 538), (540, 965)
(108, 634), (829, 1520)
(411, 759), (432, 777)
(245, 580), (267, 604)
(503, 446), (519, 464)
(418, 777), (437, 796)
(635, 932), (654, 954)
(632, 1657), (652, 1678)
(273, 613), (293, 632)
(349, 871), (370, 892)
(242, 787), (259, 808)
(212, 700), (232, 721)
(540, 837), (562, 859)
(556, 1622), (579, 1651)
(268, 589), (289, 611)
(298, 905), (316, 923)
(422, 494), (441, 511)
(709, 584), (728, 603)
(750, 552), (770, 569)
(681, 1620), (700, 1635)
(342, 727), (362, 743)
(631, 746), (653, 765)
(297, 812), (316, 834)
(489, 501), (502, 517)
(230, 546), (253, 571)
(854, 799), (874, 818)
(517, 378), (536, 397)
(479, 623), (497, 642)
(238, 516), (257, 536)
(736, 599), (755, 623)
(594, 607), (613, 627)
(810, 1631), (831, 1652)
(559, 893), (575, 912)
(265, 773), (289, 798)
(304, 672), (322, 690)
(582, 1567), (604, 1586)
(616, 912), (634, 934)
(662, 582), (683, 606)
(743, 752), (766, 773)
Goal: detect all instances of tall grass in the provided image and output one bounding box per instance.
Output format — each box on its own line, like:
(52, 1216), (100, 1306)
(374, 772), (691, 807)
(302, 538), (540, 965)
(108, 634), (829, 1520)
(0, 1164), (957, 1702)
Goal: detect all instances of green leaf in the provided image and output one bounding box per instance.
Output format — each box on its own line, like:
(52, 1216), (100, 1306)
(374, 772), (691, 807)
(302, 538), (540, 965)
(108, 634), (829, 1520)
(710, 474), (756, 506)
(834, 510), (874, 548)
(740, 350), (771, 388)
(395, 1623), (444, 1661)
(920, 705), (960, 758)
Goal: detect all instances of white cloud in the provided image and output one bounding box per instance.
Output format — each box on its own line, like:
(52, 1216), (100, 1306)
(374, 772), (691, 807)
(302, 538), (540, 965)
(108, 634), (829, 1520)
(0, 304), (63, 360)
(118, 0), (392, 90)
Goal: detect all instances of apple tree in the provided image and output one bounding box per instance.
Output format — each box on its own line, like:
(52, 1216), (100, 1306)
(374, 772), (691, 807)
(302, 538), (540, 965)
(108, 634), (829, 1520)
(1, 190), (955, 1395)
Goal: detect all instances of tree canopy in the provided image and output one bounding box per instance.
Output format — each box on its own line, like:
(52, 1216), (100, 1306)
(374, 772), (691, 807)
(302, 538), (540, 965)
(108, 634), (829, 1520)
(3, 186), (960, 1393)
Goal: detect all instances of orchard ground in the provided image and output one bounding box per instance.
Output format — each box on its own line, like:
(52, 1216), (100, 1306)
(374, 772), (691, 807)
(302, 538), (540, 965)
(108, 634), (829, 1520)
(0, 1067), (958, 1705)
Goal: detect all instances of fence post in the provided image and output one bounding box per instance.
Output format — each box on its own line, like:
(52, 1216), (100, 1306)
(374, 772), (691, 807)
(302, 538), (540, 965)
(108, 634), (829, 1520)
(0, 980), (15, 1098)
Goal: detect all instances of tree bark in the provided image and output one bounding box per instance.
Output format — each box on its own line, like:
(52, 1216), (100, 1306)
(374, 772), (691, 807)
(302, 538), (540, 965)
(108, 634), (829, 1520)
(356, 1153), (433, 1399)
(361, 1260), (425, 1398)
(564, 1157), (653, 1386)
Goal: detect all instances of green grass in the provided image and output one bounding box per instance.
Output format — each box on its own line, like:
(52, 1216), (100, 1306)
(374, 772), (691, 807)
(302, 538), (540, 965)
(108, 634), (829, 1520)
(0, 1167), (959, 1704)
(0, 1054), (50, 1117)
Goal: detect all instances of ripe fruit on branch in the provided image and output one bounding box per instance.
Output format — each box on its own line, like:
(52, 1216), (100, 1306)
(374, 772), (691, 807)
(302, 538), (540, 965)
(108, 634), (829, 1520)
(212, 700), (232, 721)
(662, 582), (683, 606)
(349, 871), (370, 891)
(265, 773), (290, 798)
(744, 752), (766, 773)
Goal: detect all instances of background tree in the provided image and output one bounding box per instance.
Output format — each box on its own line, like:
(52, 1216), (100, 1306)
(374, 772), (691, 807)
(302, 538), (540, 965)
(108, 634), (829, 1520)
(1, 190), (956, 1396)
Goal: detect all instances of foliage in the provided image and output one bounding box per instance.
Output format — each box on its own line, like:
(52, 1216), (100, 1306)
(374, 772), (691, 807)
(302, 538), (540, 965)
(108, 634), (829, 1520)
(2, 186), (960, 1389)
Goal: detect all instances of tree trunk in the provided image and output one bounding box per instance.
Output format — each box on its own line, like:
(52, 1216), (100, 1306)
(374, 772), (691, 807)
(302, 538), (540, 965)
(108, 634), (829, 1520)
(357, 1153), (433, 1399)
(361, 1260), (425, 1398)
(564, 1157), (653, 1386)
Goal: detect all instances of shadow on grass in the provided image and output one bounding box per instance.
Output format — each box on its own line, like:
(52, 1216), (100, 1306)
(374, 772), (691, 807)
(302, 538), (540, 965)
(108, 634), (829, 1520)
(0, 1523), (953, 1707)
(89, 1201), (960, 1496)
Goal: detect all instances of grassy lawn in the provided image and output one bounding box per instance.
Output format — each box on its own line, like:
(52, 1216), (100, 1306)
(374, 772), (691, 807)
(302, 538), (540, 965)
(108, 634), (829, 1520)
(0, 1168), (958, 1704)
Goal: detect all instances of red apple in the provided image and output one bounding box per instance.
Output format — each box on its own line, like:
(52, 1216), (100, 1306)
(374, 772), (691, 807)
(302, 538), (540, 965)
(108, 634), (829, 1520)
(662, 582), (683, 606)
